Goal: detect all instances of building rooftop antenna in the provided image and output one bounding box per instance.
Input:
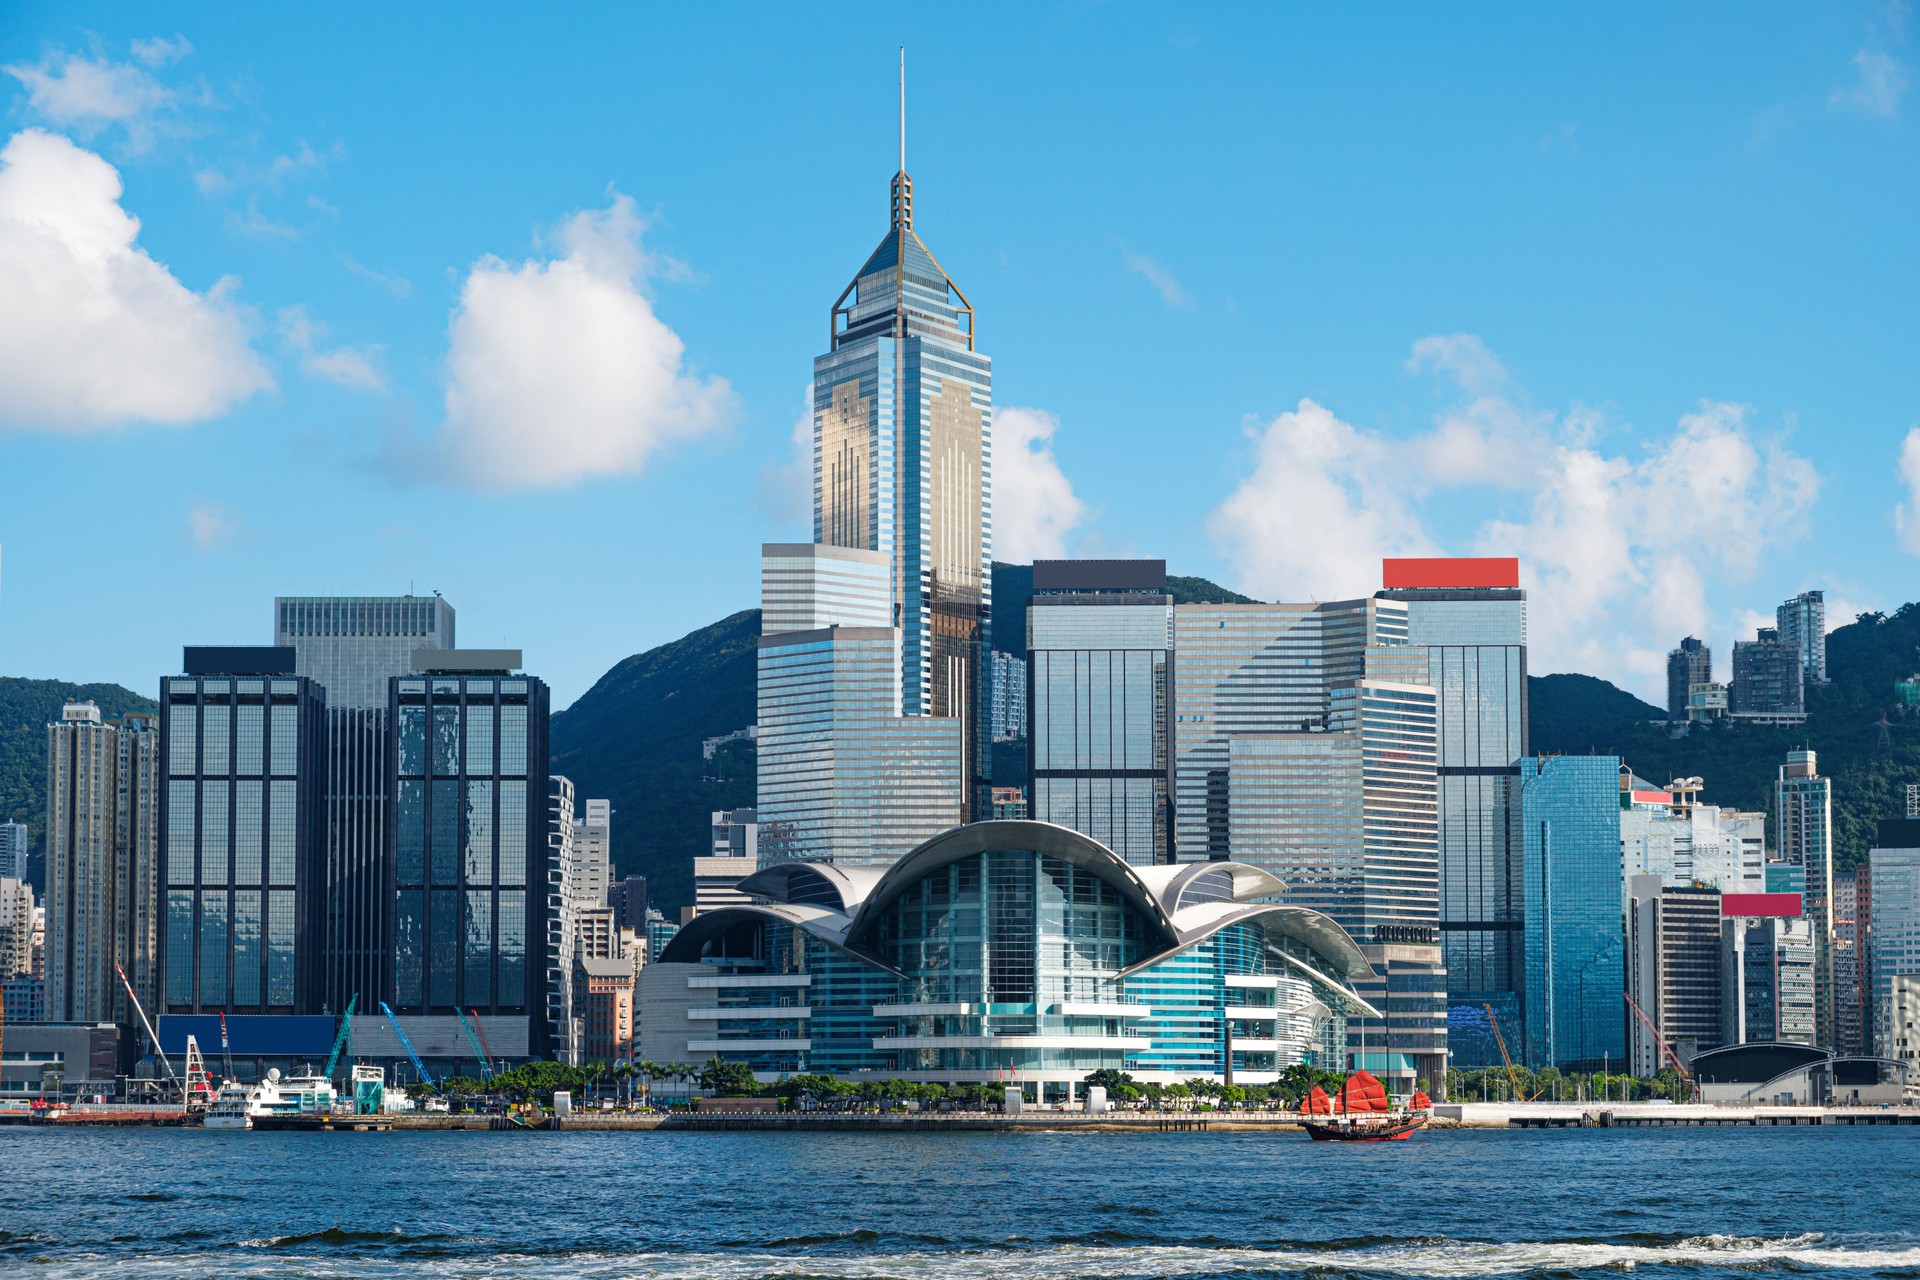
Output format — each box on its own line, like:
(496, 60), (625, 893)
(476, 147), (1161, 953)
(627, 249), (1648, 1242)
(899, 45), (906, 173)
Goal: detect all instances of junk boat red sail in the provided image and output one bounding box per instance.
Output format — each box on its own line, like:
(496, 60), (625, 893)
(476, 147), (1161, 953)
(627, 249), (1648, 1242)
(1297, 1070), (1428, 1142)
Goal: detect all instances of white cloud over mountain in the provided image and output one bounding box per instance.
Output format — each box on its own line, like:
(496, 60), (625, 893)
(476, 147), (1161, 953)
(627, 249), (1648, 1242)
(0, 129), (271, 432)
(1209, 335), (1821, 700)
(421, 193), (734, 491)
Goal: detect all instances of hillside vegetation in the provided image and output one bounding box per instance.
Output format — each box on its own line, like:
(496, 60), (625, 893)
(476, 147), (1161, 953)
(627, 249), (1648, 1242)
(0, 677), (158, 882)
(1532, 604), (1920, 870)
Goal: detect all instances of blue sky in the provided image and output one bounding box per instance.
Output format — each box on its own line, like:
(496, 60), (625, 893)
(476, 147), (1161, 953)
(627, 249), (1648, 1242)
(1, 2), (1916, 706)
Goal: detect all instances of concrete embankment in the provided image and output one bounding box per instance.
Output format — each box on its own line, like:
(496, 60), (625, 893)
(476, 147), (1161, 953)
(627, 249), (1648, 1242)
(1432, 1102), (1920, 1128)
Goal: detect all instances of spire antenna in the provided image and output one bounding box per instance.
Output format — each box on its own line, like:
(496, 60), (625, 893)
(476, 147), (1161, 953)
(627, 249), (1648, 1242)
(898, 45), (906, 173)
(890, 47), (912, 229)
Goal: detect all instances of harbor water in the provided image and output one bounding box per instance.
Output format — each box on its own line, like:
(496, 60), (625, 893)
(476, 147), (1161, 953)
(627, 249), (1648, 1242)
(2, 1125), (1916, 1278)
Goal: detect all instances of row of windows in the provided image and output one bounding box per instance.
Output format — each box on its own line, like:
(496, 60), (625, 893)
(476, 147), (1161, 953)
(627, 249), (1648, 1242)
(168, 703), (301, 777)
(165, 780), (298, 887)
(393, 889), (527, 1009)
(396, 704), (529, 778)
(163, 889), (295, 1007)
(395, 779), (528, 888)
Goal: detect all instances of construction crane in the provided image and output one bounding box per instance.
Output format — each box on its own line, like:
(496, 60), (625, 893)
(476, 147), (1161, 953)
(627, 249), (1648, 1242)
(469, 1014), (500, 1080)
(1622, 990), (1699, 1100)
(1482, 1003), (1539, 1102)
(322, 995), (358, 1082)
(379, 1001), (436, 1090)
(114, 963), (178, 1093)
(456, 1008), (494, 1082)
(217, 1012), (235, 1082)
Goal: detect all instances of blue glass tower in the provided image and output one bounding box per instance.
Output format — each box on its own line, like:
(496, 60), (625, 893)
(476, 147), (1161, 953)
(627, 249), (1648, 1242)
(1519, 755), (1626, 1070)
(813, 150), (992, 817)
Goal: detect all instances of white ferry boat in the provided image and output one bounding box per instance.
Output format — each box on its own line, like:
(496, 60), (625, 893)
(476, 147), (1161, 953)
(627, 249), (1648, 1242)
(203, 1081), (254, 1130)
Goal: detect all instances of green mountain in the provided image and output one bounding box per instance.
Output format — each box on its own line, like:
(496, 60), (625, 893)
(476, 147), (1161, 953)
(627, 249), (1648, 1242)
(1530, 604), (1920, 872)
(0, 677), (158, 883)
(549, 609), (760, 912)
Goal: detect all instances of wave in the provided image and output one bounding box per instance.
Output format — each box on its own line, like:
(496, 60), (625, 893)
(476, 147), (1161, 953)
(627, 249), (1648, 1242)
(15, 1232), (1920, 1279)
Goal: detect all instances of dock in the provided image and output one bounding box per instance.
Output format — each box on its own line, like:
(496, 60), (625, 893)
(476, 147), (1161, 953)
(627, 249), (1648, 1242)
(1433, 1102), (1920, 1129)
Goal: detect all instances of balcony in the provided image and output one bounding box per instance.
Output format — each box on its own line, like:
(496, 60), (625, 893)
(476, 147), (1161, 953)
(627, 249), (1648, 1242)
(685, 1007), (811, 1021)
(686, 1038), (811, 1053)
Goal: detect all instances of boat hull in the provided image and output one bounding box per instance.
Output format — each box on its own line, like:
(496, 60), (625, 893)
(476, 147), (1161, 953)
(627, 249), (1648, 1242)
(1302, 1116), (1426, 1142)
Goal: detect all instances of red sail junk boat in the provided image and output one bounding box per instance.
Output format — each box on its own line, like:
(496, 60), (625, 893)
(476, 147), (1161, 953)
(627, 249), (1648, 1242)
(1297, 1070), (1428, 1142)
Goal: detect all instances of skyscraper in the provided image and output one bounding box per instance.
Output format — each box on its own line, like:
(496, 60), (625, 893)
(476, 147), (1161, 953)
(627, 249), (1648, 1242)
(0, 876), (35, 982)
(157, 651), (327, 1018)
(1776, 750), (1834, 1047)
(1518, 755), (1625, 1071)
(1775, 590), (1828, 687)
(0, 822), (27, 880)
(45, 700), (159, 1026)
(756, 543), (965, 867)
(1667, 637), (1711, 721)
(273, 594), (455, 1016)
(1376, 558), (1528, 1065)
(1172, 597), (1411, 858)
(1027, 560), (1172, 866)
(1867, 821), (1920, 1059)
(388, 652), (556, 1059)
(811, 127), (992, 816)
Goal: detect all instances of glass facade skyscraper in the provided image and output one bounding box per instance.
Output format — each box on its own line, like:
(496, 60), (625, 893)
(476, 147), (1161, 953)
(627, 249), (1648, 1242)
(158, 651), (327, 1017)
(387, 669), (554, 1057)
(1518, 755), (1625, 1071)
(1377, 559), (1528, 1067)
(1775, 750), (1834, 1047)
(1027, 560), (1172, 866)
(1171, 598), (1409, 859)
(275, 595), (455, 709)
(757, 543), (964, 868)
(812, 161), (992, 816)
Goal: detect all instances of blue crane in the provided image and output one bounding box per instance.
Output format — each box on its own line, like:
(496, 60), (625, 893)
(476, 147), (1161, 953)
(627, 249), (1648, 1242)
(322, 995), (358, 1081)
(379, 1001), (436, 1090)
(456, 1007), (494, 1082)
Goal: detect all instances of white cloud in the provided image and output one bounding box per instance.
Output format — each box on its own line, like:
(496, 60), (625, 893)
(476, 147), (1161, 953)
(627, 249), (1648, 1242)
(1119, 245), (1188, 307)
(187, 501), (235, 549)
(1832, 48), (1908, 116)
(3, 49), (175, 146)
(991, 406), (1089, 562)
(1406, 332), (1507, 395)
(130, 36), (193, 67)
(0, 129), (271, 432)
(414, 192), (733, 491)
(1895, 426), (1920, 554)
(1210, 336), (1821, 700)
(278, 305), (385, 393)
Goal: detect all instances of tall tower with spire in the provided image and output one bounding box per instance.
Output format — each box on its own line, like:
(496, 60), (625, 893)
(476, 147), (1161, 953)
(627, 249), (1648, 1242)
(811, 51), (993, 817)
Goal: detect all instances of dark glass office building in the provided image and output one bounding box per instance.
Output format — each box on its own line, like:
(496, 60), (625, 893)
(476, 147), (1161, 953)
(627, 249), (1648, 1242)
(386, 670), (554, 1056)
(157, 649), (327, 1016)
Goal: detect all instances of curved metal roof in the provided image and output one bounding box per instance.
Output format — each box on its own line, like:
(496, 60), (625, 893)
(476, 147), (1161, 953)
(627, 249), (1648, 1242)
(1158, 861), (1287, 911)
(733, 862), (886, 914)
(840, 820), (1182, 954)
(654, 902), (856, 966)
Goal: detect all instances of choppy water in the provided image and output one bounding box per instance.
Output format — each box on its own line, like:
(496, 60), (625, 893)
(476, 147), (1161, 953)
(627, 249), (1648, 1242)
(1, 1126), (1916, 1278)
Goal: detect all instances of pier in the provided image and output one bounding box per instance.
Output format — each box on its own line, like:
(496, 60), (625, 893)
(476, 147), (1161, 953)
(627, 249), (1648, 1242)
(1434, 1102), (1920, 1129)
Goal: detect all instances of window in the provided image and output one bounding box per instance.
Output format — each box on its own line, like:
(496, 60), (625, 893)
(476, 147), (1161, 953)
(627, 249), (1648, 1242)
(270, 704), (298, 776)
(397, 705), (427, 777)
(232, 891), (262, 1006)
(432, 705), (461, 776)
(235, 781), (263, 883)
(268, 781), (296, 885)
(165, 891), (194, 1004)
(202, 705), (229, 775)
(498, 891), (525, 1007)
(499, 705), (527, 776)
(199, 895), (228, 1006)
(430, 889), (459, 1006)
(465, 704), (494, 776)
(465, 890), (493, 1007)
(168, 703), (197, 776)
(498, 782), (525, 886)
(394, 890), (424, 1005)
(431, 780), (460, 884)
(396, 781), (426, 886)
(267, 890), (294, 1006)
(167, 781), (195, 886)
(235, 704), (264, 776)
(465, 781), (494, 885)
(200, 781), (228, 885)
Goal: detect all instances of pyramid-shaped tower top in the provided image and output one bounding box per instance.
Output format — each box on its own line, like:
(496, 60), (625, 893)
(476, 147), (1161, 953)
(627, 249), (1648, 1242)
(829, 50), (974, 353)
